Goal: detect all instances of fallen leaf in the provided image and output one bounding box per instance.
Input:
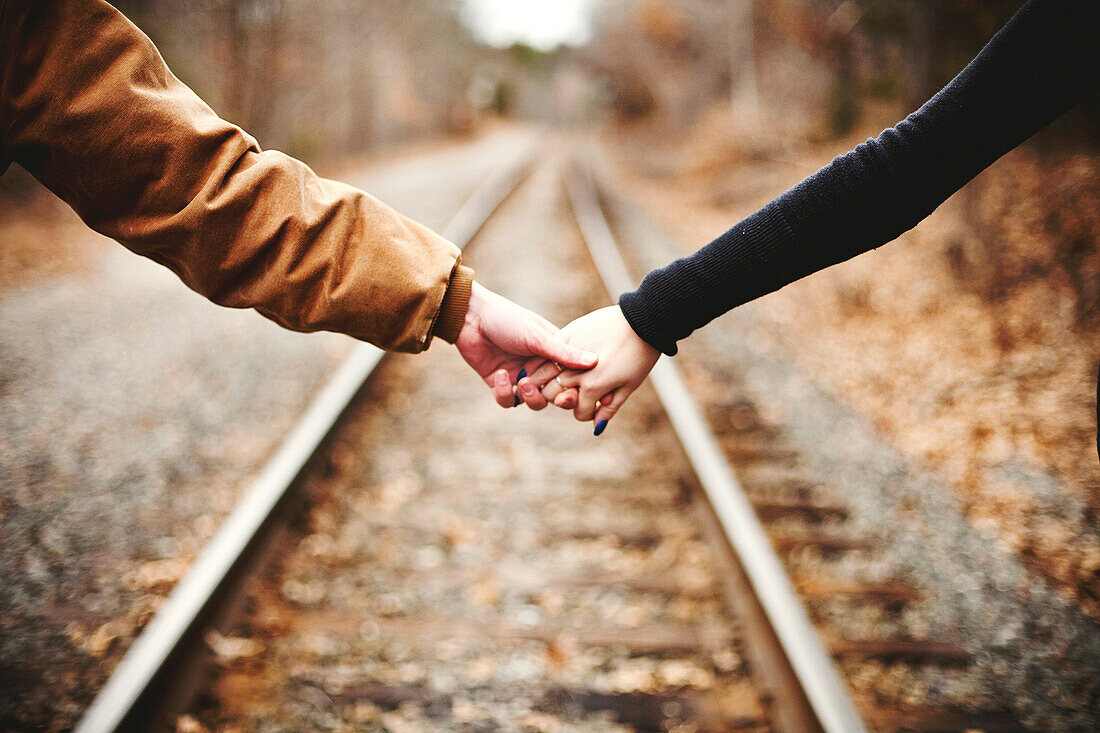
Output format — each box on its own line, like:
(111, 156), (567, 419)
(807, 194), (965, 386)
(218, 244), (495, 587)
(205, 630), (265, 665)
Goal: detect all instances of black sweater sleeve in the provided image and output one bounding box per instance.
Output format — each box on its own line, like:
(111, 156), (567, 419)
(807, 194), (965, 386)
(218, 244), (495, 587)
(619, 0), (1099, 356)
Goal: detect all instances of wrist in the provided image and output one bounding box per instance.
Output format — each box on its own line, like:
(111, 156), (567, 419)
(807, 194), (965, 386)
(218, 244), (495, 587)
(456, 280), (490, 344)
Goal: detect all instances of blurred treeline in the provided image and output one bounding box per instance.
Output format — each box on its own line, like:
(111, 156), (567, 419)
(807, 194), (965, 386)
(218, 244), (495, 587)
(584, 0), (1097, 144)
(88, 1), (1100, 162)
(111, 0), (494, 164)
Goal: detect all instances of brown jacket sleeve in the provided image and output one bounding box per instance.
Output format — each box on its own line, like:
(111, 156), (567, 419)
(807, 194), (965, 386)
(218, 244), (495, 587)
(0, 0), (471, 352)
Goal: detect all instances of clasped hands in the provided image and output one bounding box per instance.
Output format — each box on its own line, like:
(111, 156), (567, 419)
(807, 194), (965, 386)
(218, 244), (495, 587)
(455, 283), (659, 435)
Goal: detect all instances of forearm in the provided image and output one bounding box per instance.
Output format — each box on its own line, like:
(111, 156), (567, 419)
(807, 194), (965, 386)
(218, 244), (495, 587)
(621, 0), (1099, 356)
(0, 0), (467, 352)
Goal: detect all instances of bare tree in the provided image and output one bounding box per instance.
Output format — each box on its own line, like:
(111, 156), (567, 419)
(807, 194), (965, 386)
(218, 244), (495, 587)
(728, 0), (759, 118)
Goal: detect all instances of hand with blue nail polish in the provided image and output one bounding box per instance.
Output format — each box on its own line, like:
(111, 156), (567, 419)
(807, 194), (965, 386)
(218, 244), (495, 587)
(537, 305), (659, 432)
(454, 283), (599, 409)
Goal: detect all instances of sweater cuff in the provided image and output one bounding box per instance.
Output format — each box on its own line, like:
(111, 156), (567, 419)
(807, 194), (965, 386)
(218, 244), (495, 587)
(618, 294), (679, 356)
(433, 264), (474, 344)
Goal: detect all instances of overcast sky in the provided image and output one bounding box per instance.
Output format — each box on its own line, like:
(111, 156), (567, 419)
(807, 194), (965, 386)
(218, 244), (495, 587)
(462, 0), (597, 50)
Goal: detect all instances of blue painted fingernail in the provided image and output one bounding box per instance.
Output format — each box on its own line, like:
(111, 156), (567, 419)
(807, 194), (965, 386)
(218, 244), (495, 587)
(514, 394), (522, 407)
(594, 419), (608, 436)
(517, 369), (527, 382)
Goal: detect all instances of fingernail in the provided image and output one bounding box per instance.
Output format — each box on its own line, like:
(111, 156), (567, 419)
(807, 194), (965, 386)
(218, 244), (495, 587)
(594, 419), (608, 436)
(517, 369), (527, 382)
(514, 394), (521, 407)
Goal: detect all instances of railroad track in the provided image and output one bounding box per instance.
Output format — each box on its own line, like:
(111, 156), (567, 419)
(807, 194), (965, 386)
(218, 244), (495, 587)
(581, 153), (1031, 733)
(77, 146), (1027, 732)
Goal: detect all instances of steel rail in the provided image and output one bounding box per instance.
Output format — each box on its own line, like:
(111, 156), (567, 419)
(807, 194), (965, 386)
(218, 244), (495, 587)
(563, 159), (869, 733)
(76, 145), (536, 733)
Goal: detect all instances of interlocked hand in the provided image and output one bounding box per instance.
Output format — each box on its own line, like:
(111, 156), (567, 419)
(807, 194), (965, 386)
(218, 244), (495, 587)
(454, 283), (598, 407)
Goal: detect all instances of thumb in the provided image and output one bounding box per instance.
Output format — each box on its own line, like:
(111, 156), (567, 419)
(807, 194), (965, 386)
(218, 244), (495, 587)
(537, 334), (597, 370)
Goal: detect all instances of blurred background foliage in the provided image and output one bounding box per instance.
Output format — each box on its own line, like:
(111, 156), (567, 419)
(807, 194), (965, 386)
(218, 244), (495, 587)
(1, 0), (1089, 331)
(96, 1), (1097, 156)
(110, 0), (487, 162)
(7, 0), (1093, 338)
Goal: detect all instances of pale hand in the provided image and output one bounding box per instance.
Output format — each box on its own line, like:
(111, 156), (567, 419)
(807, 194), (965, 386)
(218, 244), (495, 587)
(518, 305), (659, 433)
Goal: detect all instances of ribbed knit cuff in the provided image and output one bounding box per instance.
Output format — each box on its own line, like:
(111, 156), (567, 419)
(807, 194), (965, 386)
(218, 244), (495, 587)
(433, 264), (474, 344)
(618, 294), (679, 356)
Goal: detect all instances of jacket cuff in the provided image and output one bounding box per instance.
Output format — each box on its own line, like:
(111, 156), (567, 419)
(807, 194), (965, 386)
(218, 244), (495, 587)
(433, 264), (474, 343)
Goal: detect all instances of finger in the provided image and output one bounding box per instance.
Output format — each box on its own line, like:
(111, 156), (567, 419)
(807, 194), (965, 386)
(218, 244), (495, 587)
(520, 357), (548, 382)
(553, 388), (579, 410)
(555, 369), (583, 390)
(540, 376), (563, 402)
(573, 387), (600, 422)
(487, 366), (525, 389)
(491, 368), (516, 408)
(537, 335), (597, 371)
(592, 387), (632, 436)
(508, 365), (534, 406)
(526, 360), (563, 389)
(517, 377), (549, 410)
